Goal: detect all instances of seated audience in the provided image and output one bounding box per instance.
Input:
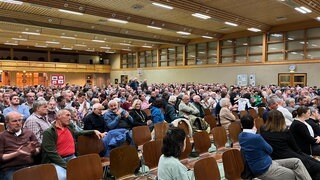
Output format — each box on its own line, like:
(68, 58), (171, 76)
(103, 100), (134, 130)
(191, 95), (205, 118)
(0, 112), (40, 180)
(129, 99), (152, 127)
(164, 96), (183, 123)
(83, 103), (107, 133)
(41, 109), (104, 180)
(239, 114), (311, 180)
(306, 107), (320, 137)
(157, 127), (194, 180)
(219, 98), (236, 133)
(178, 95), (199, 117)
(290, 106), (320, 156)
(23, 100), (51, 143)
(3, 94), (30, 121)
(261, 109), (320, 179)
(150, 98), (165, 124)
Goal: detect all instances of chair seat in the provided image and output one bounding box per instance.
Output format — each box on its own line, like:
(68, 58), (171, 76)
(101, 157), (110, 166)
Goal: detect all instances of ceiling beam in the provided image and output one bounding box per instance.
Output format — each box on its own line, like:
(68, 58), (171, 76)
(21, 0), (223, 38)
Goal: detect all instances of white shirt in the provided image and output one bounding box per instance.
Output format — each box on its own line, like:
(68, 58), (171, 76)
(277, 106), (294, 126)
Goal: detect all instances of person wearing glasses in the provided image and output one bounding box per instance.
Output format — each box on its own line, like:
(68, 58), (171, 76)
(83, 103), (108, 133)
(0, 111), (40, 180)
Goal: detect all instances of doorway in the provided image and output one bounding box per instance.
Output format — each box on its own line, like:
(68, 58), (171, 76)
(278, 73), (307, 87)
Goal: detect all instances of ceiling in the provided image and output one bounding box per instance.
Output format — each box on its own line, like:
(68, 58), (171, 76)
(0, 0), (319, 54)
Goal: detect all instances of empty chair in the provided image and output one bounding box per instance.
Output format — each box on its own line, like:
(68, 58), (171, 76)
(193, 131), (211, 155)
(222, 148), (244, 180)
(258, 107), (265, 118)
(228, 122), (242, 148)
(67, 154), (103, 180)
(13, 164), (58, 180)
(204, 108), (211, 116)
(254, 117), (264, 133)
(194, 157), (220, 180)
(211, 126), (228, 152)
(143, 140), (163, 171)
(204, 115), (217, 130)
(154, 122), (169, 140)
(248, 108), (258, 119)
(179, 136), (192, 160)
(109, 145), (140, 179)
(132, 125), (151, 149)
(0, 123), (5, 132)
(239, 110), (248, 118)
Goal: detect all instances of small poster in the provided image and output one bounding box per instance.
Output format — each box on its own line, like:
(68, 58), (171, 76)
(51, 74), (65, 85)
(237, 74), (248, 86)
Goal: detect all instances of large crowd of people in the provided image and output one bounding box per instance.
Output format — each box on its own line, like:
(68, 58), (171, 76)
(1, 79), (320, 179)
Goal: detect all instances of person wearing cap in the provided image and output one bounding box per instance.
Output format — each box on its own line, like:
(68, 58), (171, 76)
(83, 103), (108, 133)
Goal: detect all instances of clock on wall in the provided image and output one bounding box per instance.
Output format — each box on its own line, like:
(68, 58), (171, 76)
(289, 64), (296, 72)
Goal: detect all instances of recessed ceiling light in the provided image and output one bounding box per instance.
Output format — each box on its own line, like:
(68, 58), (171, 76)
(61, 47), (73, 50)
(74, 44), (87, 47)
(224, 22), (238, 27)
(177, 31), (191, 35)
(92, 39), (105, 43)
(122, 48), (131, 51)
(316, 17), (320, 21)
(300, 6), (312, 13)
(142, 45), (152, 48)
(152, 2), (173, 10)
(0, 0), (23, 5)
(12, 38), (27, 41)
(35, 45), (47, 48)
(119, 43), (131, 46)
(4, 42), (18, 46)
(45, 41), (60, 44)
(147, 25), (162, 30)
(202, 35), (213, 39)
(100, 46), (111, 49)
(107, 18), (128, 24)
(192, 13), (211, 20)
(58, 9), (83, 15)
(60, 36), (76, 39)
(22, 31), (40, 35)
(247, 28), (261, 32)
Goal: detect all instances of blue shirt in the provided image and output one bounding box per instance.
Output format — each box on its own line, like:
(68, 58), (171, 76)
(239, 130), (273, 176)
(103, 108), (133, 130)
(3, 105), (30, 120)
(150, 106), (164, 124)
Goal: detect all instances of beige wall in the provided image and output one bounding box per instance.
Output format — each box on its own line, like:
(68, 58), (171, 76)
(110, 63), (320, 86)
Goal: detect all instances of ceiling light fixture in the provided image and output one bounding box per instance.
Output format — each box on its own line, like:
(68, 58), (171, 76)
(35, 45), (47, 48)
(0, 0), (23, 5)
(12, 38), (27, 41)
(92, 39), (105, 43)
(202, 35), (213, 39)
(192, 13), (211, 20)
(22, 31), (40, 35)
(177, 31), (191, 35)
(45, 41), (60, 44)
(300, 6), (312, 13)
(60, 36), (76, 39)
(74, 44), (87, 47)
(247, 28), (261, 32)
(119, 43), (132, 46)
(294, 7), (307, 14)
(147, 25), (162, 30)
(142, 45), (152, 48)
(316, 17), (320, 21)
(61, 47), (73, 50)
(100, 46), (111, 49)
(122, 48), (131, 51)
(152, 2), (173, 10)
(224, 22), (238, 27)
(4, 42), (18, 46)
(107, 18), (128, 24)
(85, 49), (95, 52)
(58, 9), (83, 15)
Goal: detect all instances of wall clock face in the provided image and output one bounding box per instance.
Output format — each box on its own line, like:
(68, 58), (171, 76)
(289, 64), (296, 71)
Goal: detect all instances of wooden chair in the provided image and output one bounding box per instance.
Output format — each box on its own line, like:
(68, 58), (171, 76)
(204, 115), (217, 130)
(177, 120), (191, 137)
(179, 136), (192, 160)
(0, 123), (4, 132)
(254, 117), (264, 133)
(228, 122), (242, 148)
(222, 148), (244, 180)
(143, 140), (163, 171)
(77, 135), (110, 167)
(154, 122), (169, 140)
(193, 131), (211, 155)
(232, 111), (240, 120)
(194, 157), (220, 180)
(204, 108), (211, 116)
(67, 154), (103, 180)
(248, 108), (258, 119)
(239, 110), (248, 118)
(143, 108), (152, 117)
(258, 107), (265, 118)
(132, 125), (151, 150)
(211, 126), (228, 152)
(13, 164), (58, 180)
(109, 145), (140, 179)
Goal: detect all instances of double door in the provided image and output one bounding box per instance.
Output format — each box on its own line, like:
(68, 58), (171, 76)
(278, 73), (306, 87)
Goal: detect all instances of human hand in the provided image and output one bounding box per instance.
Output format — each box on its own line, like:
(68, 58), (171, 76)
(146, 120), (152, 126)
(17, 145), (31, 156)
(94, 130), (105, 139)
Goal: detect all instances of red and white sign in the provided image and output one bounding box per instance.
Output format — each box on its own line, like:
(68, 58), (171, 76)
(51, 75), (65, 85)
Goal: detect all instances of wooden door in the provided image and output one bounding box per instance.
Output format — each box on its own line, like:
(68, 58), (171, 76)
(278, 73), (307, 87)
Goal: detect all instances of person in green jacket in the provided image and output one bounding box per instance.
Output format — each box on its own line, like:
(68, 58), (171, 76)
(41, 109), (105, 180)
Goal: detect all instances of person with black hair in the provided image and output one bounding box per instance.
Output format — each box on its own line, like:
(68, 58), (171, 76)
(157, 127), (194, 180)
(239, 115), (311, 180)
